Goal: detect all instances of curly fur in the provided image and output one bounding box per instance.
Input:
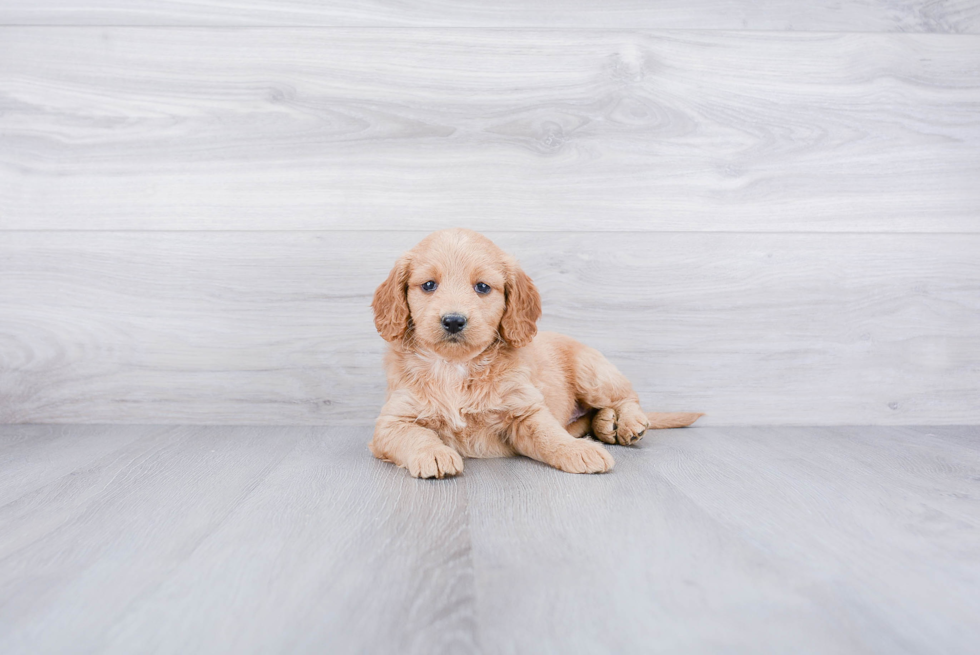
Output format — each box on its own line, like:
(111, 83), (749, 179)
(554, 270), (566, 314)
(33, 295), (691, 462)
(369, 228), (701, 478)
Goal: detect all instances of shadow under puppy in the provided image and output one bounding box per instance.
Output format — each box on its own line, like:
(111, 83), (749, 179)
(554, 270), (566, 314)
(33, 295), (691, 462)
(371, 228), (701, 478)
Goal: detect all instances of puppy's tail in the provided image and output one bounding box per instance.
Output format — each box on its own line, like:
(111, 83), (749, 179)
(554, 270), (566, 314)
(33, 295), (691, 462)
(646, 412), (703, 429)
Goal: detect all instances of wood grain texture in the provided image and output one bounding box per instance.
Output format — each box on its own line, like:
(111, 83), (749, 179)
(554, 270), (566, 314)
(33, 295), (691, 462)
(0, 0), (978, 31)
(0, 426), (475, 654)
(1, 231), (978, 426)
(0, 424), (977, 653)
(0, 424), (165, 505)
(467, 424), (980, 653)
(2, 29), (978, 232)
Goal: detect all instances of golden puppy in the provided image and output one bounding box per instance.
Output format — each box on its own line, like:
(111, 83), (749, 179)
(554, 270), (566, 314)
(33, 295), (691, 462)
(370, 229), (701, 478)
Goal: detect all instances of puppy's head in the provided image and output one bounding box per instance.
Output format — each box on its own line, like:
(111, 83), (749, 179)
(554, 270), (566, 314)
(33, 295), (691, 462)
(372, 229), (541, 358)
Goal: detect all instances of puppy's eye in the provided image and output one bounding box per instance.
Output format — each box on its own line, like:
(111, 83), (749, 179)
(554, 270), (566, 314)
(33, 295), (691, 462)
(474, 282), (491, 295)
(421, 280), (438, 292)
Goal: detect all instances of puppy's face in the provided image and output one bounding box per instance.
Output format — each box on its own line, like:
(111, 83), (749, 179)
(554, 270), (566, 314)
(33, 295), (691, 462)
(372, 229), (541, 359)
(405, 235), (507, 358)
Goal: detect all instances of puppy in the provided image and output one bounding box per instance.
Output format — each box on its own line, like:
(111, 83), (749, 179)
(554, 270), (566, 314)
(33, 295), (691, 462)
(370, 229), (701, 478)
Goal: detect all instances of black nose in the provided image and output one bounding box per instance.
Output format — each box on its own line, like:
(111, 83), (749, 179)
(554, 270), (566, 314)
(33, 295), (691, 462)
(441, 314), (467, 334)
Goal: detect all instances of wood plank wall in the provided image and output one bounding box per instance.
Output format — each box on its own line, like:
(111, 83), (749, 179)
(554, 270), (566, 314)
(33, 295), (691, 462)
(1, 2), (978, 425)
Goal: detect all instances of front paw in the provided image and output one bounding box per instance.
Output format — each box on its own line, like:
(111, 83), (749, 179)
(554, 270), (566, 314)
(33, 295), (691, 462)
(406, 446), (464, 479)
(553, 439), (614, 474)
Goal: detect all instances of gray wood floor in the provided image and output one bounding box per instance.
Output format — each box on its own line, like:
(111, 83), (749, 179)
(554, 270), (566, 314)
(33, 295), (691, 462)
(1, 424), (977, 654)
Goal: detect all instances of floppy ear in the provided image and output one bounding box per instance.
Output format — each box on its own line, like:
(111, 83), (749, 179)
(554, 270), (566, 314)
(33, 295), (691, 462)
(500, 261), (541, 349)
(372, 254), (412, 342)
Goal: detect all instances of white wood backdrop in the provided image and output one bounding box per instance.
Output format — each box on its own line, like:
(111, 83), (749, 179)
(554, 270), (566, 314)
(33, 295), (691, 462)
(2, 29), (979, 232)
(1, 1), (978, 31)
(1, 1), (978, 425)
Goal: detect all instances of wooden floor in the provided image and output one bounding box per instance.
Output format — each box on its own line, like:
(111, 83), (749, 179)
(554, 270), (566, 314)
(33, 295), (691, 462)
(1, 425), (977, 654)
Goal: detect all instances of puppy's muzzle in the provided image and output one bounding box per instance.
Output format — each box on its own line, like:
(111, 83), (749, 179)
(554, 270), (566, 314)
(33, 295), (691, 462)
(441, 314), (467, 335)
